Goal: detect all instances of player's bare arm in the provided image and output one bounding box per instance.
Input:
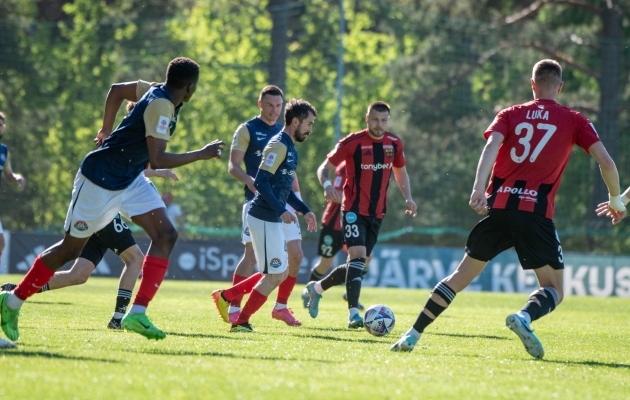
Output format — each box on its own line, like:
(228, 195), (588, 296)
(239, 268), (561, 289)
(228, 148), (256, 194)
(143, 169), (179, 181)
(590, 141), (626, 222)
(392, 166), (417, 217)
(2, 152), (25, 191)
(470, 131), (504, 215)
(317, 158), (342, 203)
(146, 136), (225, 169)
(96, 81), (141, 146)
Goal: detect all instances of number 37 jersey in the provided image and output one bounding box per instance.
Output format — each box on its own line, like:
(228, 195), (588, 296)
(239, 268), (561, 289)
(484, 99), (600, 220)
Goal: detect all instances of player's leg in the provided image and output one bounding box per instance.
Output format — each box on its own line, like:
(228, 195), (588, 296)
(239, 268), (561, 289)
(302, 225), (343, 307)
(272, 213), (303, 326)
(0, 222), (5, 260)
(505, 213), (564, 359)
(392, 210), (509, 352)
(229, 201), (258, 319)
(110, 244), (144, 329)
(231, 215), (287, 332)
(1, 172), (116, 341)
(119, 175), (174, 340)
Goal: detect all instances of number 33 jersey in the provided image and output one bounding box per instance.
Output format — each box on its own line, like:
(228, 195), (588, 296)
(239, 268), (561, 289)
(484, 99), (600, 220)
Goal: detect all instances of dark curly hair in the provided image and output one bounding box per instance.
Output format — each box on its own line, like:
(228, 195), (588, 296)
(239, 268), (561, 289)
(284, 98), (317, 125)
(166, 57), (200, 89)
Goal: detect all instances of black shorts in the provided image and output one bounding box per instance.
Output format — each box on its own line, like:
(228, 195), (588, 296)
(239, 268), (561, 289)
(465, 209), (564, 270)
(80, 215), (137, 266)
(342, 211), (382, 257)
(317, 223), (344, 258)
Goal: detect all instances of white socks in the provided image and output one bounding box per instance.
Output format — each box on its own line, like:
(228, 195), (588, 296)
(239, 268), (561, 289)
(314, 281), (324, 295)
(516, 310), (532, 324)
(128, 305), (147, 314)
(6, 293), (24, 310)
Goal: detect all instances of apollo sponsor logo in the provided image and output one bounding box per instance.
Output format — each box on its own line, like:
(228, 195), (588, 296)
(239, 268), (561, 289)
(361, 162), (392, 171)
(496, 186), (538, 197)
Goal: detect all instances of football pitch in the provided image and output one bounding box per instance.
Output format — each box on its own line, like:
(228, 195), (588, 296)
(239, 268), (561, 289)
(1, 275), (629, 400)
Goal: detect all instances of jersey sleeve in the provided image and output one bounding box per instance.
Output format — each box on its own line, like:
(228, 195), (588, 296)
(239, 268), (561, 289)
(135, 80), (152, 100)
(327, 140), (352, 166)
(574, 115), (601, 152)
(231, 125), (250, 152)
(143, 98), (174, 141)
(259, 141), (288, 174)
(484, 108), (510, 139)
(393, 139), (406, 168)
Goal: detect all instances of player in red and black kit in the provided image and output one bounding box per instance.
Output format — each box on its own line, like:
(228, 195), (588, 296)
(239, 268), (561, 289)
(305, 101), (417, 328)
(391, 59), (626, 357)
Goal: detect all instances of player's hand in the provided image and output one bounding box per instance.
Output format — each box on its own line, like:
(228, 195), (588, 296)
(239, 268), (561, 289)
(304, 212), (318, 232)
(469, 189), (488, 215)
(94, 128), (111, 147)
(15, 174), (25, 191)
(405, 198), (417, 217)
(324, 186), (342, 203)
(246, 177), (257, 195)
(200, 140), (226, 160)
(154, 169), (179, 181)
(596, 200), (626, 225)
(280, 211), (297, 224)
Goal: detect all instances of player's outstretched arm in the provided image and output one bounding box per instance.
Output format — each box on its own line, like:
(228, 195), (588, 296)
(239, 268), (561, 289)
(393, 166), (417, 217)
(470, 131), (503, 215)
(2, 152), (25, 191)
(95, 81), (141, 146)
(317, 158), (341, 203)
(146, 137), (225, 169)
(143, 169), (179, 181)
(591, 142), (626, 223)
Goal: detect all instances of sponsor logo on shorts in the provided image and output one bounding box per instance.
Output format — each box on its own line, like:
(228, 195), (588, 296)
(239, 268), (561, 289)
(74, 220), (89, 231)
(345, 212), (357, 224)
(270, 258), (282, 268)
(323, 235), (333, 245)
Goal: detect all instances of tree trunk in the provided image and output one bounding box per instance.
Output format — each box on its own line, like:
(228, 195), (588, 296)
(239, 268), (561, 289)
(267, 0), (289, 93)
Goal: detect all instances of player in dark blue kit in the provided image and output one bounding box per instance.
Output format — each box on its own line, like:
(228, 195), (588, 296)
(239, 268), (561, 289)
(214, 99), (318, 332)
(0, 57), (225, 342)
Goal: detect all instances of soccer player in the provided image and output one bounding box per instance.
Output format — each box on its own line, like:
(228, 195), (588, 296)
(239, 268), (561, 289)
(1, 170), (178, 330)
(391, 59), (625, 358)
(0, 111), (26, 260)
(214, 98), (318, 332)
(225, 85), (306, 326)
(300, 161), (370, 310)
(0, 57), (225, 342)
(305, 101), (417, 328)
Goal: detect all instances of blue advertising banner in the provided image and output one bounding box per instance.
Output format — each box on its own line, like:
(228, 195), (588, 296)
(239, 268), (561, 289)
(7, 233), (630, 297)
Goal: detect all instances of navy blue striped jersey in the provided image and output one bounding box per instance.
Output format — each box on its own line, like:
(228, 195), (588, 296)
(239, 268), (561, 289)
(230, 117), (283, 201)
(81, 83), (182, 190)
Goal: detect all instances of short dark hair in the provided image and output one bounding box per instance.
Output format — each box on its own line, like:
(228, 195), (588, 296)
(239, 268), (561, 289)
(533, 59), (562, 87)
(166, 57), (200, 89)
(284, 98), (317, 125)
(0, 111), (5, 121)
(367, 101), (390, 114)
(259, 85), (284, 101)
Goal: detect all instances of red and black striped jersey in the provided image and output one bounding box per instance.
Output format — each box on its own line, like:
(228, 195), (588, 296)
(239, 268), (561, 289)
(321, 161), (346, 230)
(484, 99), (600, 220)
(328, 129), (406, 219)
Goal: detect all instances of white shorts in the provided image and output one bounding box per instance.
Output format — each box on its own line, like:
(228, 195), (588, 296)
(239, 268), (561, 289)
(64, 171), (165, 238)
(241, 200), (301, 244)
(246, 214), (288, 275)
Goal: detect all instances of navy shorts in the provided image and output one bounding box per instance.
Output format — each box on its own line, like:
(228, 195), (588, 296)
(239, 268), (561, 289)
(342, 211), (382, 257)
(80, 215), (137, 266)
(465, 209), (564, 270)
(317, 223), (344, 258)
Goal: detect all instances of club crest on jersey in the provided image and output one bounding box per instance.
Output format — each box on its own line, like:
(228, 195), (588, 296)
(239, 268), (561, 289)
(345, 212), (357, 223)
(384, 144), (394, 158)
(324, 235), (333, 245)
(74, 220), (89, 231)
(156, 115), (170, 135)
(270, 258), (282, 268)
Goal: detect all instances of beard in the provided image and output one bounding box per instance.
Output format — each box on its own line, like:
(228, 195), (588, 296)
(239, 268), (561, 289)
(368, 127), (384, 138)
(295, 131), (309, 142)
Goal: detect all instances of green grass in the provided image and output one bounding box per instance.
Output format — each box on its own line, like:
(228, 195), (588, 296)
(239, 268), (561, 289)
(1, 274), (629, 400)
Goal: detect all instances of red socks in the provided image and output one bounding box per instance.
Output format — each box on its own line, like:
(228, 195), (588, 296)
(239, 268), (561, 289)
(235, 289), (268, 325)
(230, 273), (249, 307)
(14, 255), (55, 300)
(223, 272), (262, 303)
(276, 275), (297, 305)
(132, 255), (169, 307)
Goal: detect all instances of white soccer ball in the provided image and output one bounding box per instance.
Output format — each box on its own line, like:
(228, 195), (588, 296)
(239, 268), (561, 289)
(363, 304), (395, 336)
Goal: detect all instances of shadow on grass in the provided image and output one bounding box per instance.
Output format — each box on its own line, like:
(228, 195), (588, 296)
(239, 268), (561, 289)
(544, 359), (630, 370)
(298, 326), (350, 333)
(27, 300), (74, 305)
(123, 348), (333, 363)
(0, 349), (121, 363)
(164, 331), (244, 340)
(430, 332), (509, 341)
(285, 332), (383, 344)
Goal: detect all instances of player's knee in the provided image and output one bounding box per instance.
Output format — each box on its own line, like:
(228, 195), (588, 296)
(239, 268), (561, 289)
(153, 226), (179, 248)
(72, 268), (92, 285)
(288, 246), (303, 265)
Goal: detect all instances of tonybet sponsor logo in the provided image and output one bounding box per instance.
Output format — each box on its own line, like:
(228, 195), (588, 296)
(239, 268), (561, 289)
(361, 162), (392, 171)
(496, 186), (538, 197)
